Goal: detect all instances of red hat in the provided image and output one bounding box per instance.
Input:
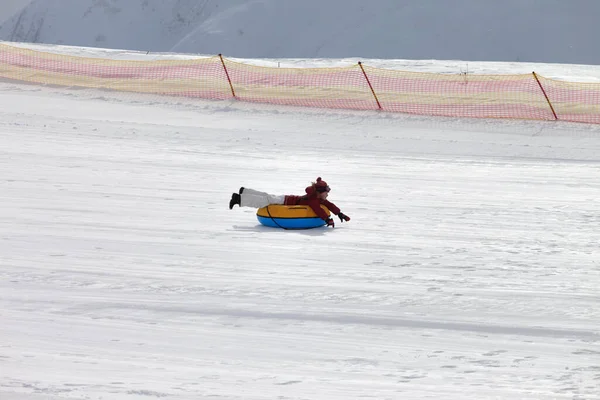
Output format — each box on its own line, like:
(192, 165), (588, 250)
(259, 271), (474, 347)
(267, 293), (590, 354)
(315, 177), (330, 193)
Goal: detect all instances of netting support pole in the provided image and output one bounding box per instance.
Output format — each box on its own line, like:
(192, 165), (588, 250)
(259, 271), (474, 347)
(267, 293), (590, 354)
(358, 61), (382, 110)
(219, 54), (236, 98)
(532, 71), (557, 120)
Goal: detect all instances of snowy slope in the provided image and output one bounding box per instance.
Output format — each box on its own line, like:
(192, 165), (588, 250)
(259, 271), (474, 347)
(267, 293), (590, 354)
(1, 45), (600, 399)
(1, 0), (600, 64)
(0, 0), (30, 22)
(0, 0), (237, 53)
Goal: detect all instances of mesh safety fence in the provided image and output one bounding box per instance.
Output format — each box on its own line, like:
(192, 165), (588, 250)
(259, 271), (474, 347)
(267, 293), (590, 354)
(361, 65), (556, 121)
(0, 44), (231, 99)
(221, 58), (374, 110)
(533, 74), (600, 124)
(2, 43), (600, 124)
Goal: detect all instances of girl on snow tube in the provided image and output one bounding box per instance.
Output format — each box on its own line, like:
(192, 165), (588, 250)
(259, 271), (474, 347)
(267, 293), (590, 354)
(229, 177), (351, 229)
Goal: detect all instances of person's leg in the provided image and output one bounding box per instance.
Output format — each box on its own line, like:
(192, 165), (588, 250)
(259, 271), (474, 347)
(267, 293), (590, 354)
(240, 187), (264, 196)
(240, 190), (284, 208)
(229, 192), (241, 209)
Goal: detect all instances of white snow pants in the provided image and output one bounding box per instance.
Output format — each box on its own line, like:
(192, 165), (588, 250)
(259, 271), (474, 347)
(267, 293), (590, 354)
(240, 188), (285, 208)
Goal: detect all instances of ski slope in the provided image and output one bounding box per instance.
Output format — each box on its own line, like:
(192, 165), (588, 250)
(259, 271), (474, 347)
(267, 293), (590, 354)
(1, 68), (600, 398)
(2, 0), (600, 64)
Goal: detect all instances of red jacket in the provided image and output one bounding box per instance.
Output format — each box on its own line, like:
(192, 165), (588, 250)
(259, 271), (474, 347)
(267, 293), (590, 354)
(283, 185), (340, 220)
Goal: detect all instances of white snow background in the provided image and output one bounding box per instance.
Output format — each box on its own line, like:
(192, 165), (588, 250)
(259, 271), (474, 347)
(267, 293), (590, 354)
(1, 43), (600, 399)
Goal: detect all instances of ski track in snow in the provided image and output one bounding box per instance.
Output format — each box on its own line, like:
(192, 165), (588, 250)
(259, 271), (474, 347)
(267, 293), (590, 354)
(0, 82), (600, 400)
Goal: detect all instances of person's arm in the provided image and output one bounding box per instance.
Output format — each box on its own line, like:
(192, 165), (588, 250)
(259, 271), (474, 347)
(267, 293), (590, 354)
(307, 198), (330, 220)
(324, 200), (350, 222)
(322, 200), (340, 216)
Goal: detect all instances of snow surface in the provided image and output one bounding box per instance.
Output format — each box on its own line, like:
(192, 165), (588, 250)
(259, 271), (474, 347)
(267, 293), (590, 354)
(1, 0), (600, 64)
(1, 46), (600, 400)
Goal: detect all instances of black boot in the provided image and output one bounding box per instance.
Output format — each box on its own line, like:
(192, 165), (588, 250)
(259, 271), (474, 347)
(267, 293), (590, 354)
(229, 192), (241, 209)
(239, 187), (244, 194)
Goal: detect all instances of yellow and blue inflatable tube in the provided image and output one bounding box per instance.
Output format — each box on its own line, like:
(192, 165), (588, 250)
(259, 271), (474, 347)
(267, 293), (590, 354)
(257, 205), (330, 229)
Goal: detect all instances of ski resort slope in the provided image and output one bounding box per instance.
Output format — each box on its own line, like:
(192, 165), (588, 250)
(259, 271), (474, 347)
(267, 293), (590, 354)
(1, 72), (600, 398)
(2, 0), (600, 64)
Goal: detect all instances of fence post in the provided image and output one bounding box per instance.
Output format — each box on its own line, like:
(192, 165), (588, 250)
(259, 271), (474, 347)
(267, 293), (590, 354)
(358, 61), (382, 110)
(219, 54), (236, 98)
(532, 71), (557, 120)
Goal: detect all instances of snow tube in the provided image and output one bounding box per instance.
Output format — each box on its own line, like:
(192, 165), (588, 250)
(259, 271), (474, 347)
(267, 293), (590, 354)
(256, 205), (330, 229)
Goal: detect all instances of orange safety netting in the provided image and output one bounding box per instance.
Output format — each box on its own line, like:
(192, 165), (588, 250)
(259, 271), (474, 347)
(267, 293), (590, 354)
(361, 65), (555, 121)
(2, 43), (600, 124)
(221, 58), (374, 110)
(0, 44), (231, 99)
(533, 75), (600, 124)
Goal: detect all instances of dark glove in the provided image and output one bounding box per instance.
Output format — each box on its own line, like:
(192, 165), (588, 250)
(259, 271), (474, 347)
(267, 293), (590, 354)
(338, 212), (351, 222)
(325, 217), (335, 228)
